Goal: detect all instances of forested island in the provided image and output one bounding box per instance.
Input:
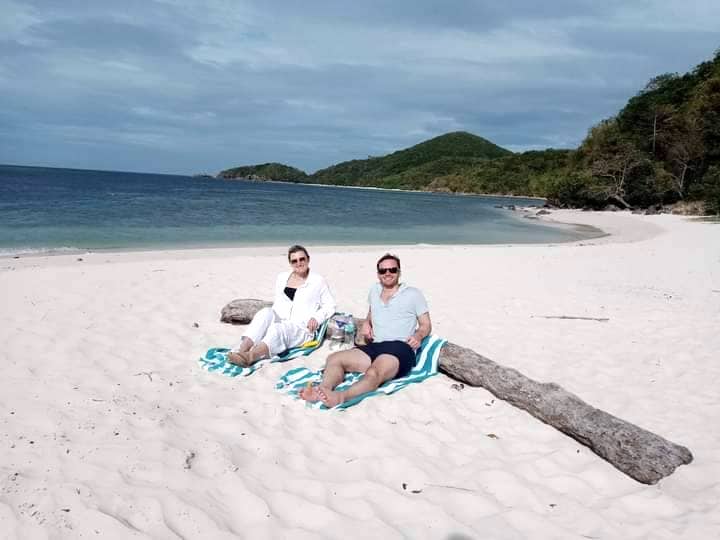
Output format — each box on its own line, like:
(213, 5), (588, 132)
(218, 163), (308, 182)
(218, 50), (720, 214)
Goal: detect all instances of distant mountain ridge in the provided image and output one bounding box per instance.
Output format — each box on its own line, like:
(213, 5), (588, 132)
(217, 131), (512, 188)
(308, 131), (511, 187)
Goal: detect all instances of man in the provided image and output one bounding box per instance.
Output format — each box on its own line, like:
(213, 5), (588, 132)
(300, 253), (431, 407)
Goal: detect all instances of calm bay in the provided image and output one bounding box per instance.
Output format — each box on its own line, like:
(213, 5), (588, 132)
(0, 165), (600, 256)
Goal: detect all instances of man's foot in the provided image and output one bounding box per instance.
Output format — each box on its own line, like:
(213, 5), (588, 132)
(317, 387), (344, 408)
(299, 384), (325, 402)
(298, 385), (343, 407)
(298, 385), (344, 407)
(298, 386), (345, 409)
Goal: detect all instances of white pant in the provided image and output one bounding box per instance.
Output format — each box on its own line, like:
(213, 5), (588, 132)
(235, 307), (311, 357)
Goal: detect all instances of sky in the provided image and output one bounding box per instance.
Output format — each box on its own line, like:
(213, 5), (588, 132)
(1, 1), (719, 175)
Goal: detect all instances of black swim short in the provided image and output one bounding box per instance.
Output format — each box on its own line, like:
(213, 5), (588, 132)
(356, 340), (416, 379)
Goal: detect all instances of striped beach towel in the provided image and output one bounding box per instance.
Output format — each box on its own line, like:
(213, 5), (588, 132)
(276, 334), (446, 409)
(198, 320), (329, 378)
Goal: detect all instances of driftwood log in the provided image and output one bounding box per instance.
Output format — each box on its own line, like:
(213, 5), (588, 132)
(220, 298), (272, 324)
(220, 299), (693, 484)
(440, 342), (692, 484)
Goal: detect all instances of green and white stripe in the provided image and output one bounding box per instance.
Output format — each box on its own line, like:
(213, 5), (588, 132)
(198, 319), (329, 378)
(276, 334), (446, 409)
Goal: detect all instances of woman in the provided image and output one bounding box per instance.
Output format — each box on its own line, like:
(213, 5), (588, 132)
(228, 245), (336, 366)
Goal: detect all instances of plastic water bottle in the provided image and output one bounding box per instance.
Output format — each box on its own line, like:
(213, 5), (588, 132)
(344, 321), (355, 348)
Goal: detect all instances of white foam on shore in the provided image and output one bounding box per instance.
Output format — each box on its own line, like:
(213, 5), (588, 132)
(1, 211), (719, 538)
(0, 246), (84, 258)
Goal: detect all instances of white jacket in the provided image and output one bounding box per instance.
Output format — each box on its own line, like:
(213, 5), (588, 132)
(272, 271), (336, 328)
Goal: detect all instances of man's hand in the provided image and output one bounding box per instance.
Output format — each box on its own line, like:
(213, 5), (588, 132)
(361, 319), (374, 341)
(406, 333), (421, 350)
(408, 313), (431, 351)
(307, 318), (319, 333)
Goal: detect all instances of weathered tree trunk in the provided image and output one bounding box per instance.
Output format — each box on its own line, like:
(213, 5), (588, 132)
(607, 193), (632, 210)
(220, 298), (272, 324)
(220, 300), (693, 484)
(439, 342), (693, 484)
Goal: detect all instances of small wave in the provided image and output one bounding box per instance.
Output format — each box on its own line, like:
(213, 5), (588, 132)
(0, 246), (86, 258)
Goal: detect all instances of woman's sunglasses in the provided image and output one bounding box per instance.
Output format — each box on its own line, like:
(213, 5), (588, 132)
(290, 256), (307, 264)
(377, 267), (399, 275)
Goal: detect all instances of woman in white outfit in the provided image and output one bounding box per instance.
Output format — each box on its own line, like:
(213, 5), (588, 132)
(228, 245), (336, 366)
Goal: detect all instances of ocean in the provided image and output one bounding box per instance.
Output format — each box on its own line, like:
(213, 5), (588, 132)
(0, 164), (599, 256)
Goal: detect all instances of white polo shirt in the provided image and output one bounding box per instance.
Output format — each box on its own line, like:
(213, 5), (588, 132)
(368, 283), (429, 343)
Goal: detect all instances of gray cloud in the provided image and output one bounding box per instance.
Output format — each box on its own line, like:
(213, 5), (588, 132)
(30, 18), (185, 56)
(1, 0), (718, 174)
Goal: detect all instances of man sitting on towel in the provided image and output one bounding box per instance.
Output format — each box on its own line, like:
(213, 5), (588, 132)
(300, 253), (431, 407)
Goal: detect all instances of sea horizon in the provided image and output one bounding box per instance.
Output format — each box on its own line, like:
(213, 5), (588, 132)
(0, 164), (602, 257)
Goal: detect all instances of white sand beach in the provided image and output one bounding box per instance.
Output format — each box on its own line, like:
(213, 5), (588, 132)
(1, 211), (719, 539)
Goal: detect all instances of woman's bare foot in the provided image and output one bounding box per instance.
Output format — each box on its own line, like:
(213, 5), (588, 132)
(227, 337), (254, 365)
(227, 342), (269, 367)
(235, 337), (253, 352)
(227, 351), (252, 366)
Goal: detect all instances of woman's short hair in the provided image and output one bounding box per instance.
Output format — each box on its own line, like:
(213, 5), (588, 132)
(287, 245), (309, 262)
(376, 253), (400, 270)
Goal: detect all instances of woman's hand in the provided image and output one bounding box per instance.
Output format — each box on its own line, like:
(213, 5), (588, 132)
(307, 318), (319, 333)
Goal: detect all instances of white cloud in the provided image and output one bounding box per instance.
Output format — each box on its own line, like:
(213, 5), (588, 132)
(130, 106), (217, 123)
(283, 99), (342, 113)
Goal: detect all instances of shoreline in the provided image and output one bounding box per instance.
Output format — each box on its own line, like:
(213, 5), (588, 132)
(218, 175), (549, 202)
(0, 212), (664, 276)
(0, 209), (611, 261)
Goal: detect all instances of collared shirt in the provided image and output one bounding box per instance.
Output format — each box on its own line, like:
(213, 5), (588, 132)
(272, 271), (336, 328)
(368, 283), (429, 343)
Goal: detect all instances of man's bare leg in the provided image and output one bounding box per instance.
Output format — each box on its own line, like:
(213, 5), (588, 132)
(319, 354), (400, 408)
(299, 348), (370, 401)
(227, 340), (269, 366)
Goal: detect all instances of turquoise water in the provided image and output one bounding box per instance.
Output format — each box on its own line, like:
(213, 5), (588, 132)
(0, 164), (597, 256)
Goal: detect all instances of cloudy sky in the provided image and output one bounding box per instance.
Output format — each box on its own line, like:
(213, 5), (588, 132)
(2, 1), (719, 175)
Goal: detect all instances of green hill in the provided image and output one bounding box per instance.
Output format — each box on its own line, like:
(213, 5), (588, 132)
(217, 162), (308, 181)
(308, 131), (512, 187)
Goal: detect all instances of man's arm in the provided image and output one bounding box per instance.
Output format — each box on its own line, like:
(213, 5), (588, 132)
(361, 309), (374, 342)
(406, 312), (431, 350)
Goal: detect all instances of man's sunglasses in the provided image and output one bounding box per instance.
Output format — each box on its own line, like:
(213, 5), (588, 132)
(290, 256), (307, 264)
(377, 267), (399, 275)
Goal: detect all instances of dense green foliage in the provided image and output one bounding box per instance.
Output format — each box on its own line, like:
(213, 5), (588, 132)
(425, 149), (575, 196)
(567, 49), (720, 211)
(218, 50), (720, 213)
(218, 162), (308, 181)
(308, 131), (511, 186)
